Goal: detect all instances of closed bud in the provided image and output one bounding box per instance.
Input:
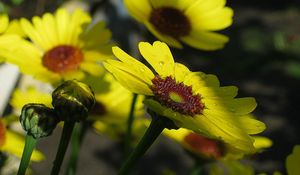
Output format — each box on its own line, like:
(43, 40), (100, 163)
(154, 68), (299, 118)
(20, 103), (59, 139)
(52, 80), (95, 122)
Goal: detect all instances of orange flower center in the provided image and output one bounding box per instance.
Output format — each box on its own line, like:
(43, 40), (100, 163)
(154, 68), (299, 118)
(149, 7), (191, 38)
(0, 121), (6, 147)
(184, 133), (223, 159)
(151, 76), (204, 116)
(42, 45), (83, 73)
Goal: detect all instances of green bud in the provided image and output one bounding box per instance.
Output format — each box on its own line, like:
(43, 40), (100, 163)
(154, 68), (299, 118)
(52, 80), (95, 122)
(20, 103), (59, 139)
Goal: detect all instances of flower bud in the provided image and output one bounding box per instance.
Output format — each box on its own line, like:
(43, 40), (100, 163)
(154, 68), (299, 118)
(20, 103), (59, 139)
(52, 80), (95, 122)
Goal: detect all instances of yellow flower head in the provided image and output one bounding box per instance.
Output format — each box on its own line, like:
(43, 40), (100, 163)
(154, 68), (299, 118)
(104, 41), (266, 153)
(0, 119), (44, 162)
(164, 128), (272, 160)
(125, 0), (233, 50)
(3, 8), (113, 84)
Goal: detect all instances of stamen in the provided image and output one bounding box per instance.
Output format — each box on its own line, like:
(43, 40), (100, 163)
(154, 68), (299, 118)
(151, 76), (204, 116)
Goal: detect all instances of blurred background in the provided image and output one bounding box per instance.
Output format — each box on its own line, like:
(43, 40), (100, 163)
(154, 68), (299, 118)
(1, 0), (300, 174)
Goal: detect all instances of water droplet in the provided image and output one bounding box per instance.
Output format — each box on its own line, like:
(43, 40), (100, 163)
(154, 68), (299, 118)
(159, 61), (164, 66)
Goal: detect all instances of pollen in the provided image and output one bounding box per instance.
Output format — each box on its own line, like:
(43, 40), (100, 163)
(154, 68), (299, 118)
(151, 76), (204, 116)
(149, 7), (191, 38)
(42, 45), (83, 73)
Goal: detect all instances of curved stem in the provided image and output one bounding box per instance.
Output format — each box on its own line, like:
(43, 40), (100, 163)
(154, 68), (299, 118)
(17, 135), (38, 175)
(124, 94), (138, 157)
(51, 121), (75, 175)
(118, 116), (166, 175)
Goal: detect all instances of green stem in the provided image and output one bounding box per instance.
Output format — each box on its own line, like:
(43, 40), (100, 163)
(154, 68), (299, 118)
(124, 94), (138, 157)
(64, 122), (89, 175)
(118, 116), (166, 175)
(51, 121), (75, 175)
(17, 135), (38, 175)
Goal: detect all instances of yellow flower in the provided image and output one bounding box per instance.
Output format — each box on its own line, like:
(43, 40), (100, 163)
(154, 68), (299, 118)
(164, 128), (272, 160)
(83, 73), (147, 141)
(124, 0), (233, 50)
(2, 8), (113, 84)
(0, 118), (44, 162)
(104, 41), (266, 153)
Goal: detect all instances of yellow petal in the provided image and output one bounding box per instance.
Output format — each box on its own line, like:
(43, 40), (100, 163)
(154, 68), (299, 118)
(5, 19), (26, 37)
(174, 63), (190, 83)
(104, 62), (153, 95)
(124, 0), (152, 22)
(185, 0), (226, 15)
(253, 136), (272, 150)
(237, 116), (266, 134)
(203, 97), (257, 115)
(184, 72), (220, 91)
(139, 41), (175, 77)
(1, 131), (45, 162)
(112, 46), (154, 83)
(0, 14), (9, 34)
(180, 30), (229, 50)
(32, 16), (55, 49)
(196, 86), (238, 99)
(55, 8), (70, 44)
(189, 7), (233, 31)
(144, 21), (183, 48)
(150, 0), (195, 10)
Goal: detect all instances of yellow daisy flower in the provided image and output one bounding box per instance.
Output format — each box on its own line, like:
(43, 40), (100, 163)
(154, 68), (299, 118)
(83, 73), (147, 141)
(3, 8), (113, 84)
(124, 0), (233, 50)
(104, 41), (266, 153)
(164, 128), (272, 160)
(0, 118), (44, 162)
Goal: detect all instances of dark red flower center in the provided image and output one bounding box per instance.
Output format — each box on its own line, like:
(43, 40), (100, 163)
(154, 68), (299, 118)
(151, 76), (204, 116)
(184, 133), (223, 159)
(149, 7), (191, 38)
(42, 45), (83, 73)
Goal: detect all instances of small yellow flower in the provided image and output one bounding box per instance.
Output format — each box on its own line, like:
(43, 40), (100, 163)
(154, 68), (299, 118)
(104, 41), (266, 153)
(2, 8), (113, 84)
(0, 118), (44, 162)
(124, 0), (233, 50)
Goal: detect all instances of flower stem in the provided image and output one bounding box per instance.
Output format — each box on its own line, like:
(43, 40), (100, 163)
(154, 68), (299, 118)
(51, 121), (75, 175)
(118, 116), (166, 175)
(124, 94), (138, 157)
(17, 134), (38, 175)
(64, 122), (88, 175)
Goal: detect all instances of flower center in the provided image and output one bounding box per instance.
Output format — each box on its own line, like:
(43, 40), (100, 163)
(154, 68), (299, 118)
(42, 45), (83, 73)
(151, 76), (204, 116)
(0, 121), (6, 147)
(184, 133), (223, 159)
(149, 7), (191, 38)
